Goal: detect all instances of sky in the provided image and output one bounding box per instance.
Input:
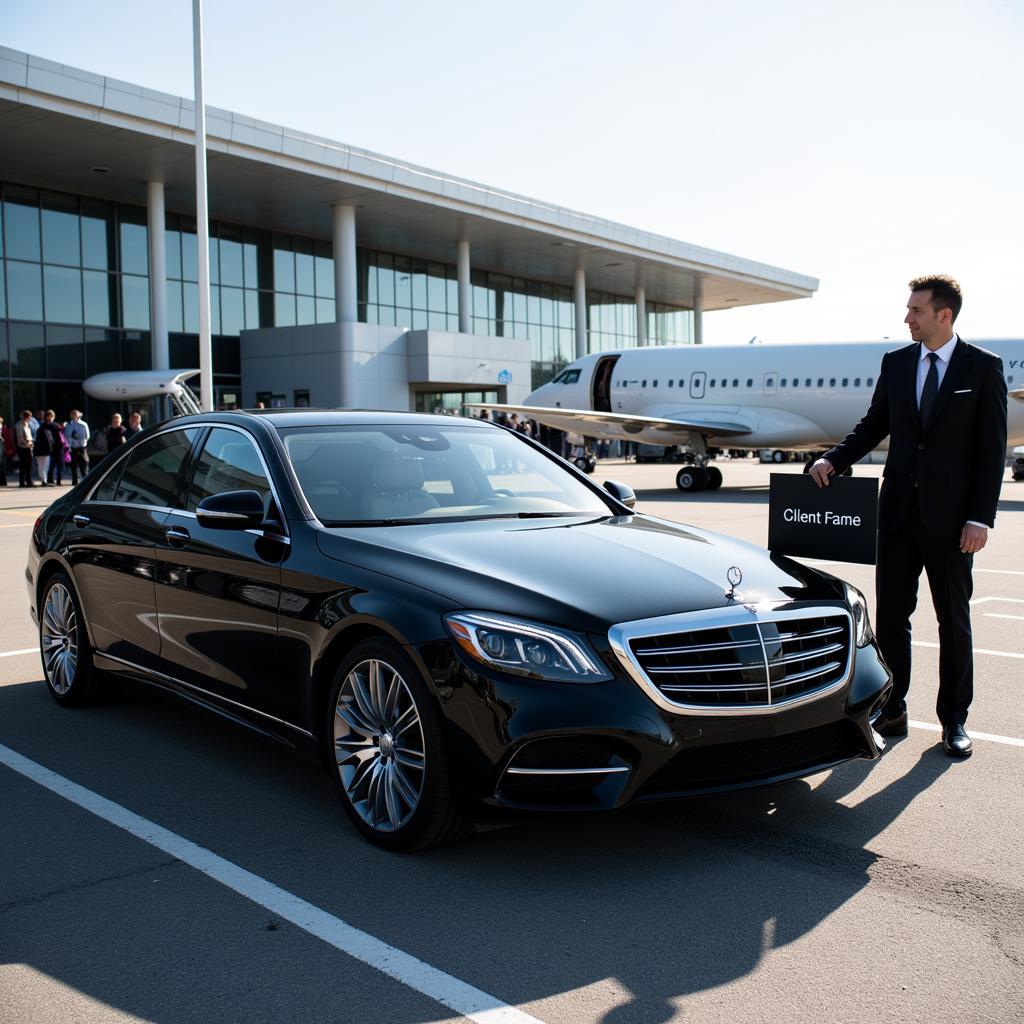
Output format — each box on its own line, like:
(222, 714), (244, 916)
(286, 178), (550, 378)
(5, 0), (1023, 344)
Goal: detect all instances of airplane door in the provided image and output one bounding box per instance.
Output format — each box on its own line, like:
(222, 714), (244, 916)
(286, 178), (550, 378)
(689, 372), (706, 399)
(764, 372), (778, 396)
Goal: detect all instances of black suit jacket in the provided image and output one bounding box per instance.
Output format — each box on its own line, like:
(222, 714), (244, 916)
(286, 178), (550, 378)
(824, 340), (1008, 537)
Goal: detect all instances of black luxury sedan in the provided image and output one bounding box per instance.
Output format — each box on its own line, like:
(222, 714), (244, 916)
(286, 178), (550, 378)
(27, 410), (892, 849)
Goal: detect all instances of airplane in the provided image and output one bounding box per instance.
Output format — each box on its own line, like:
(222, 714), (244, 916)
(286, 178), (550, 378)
(469, 340), (1024, 491)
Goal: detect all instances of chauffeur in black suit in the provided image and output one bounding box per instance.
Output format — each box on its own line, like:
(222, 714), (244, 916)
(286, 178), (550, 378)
(810, 275), (1008, 757)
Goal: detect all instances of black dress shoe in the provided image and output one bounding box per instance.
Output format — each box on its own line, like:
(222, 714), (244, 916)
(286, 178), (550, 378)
(942, 724), (973, 758)
(874, 709), (909, 736)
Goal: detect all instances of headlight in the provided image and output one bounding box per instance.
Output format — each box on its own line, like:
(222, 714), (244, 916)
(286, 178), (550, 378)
(444, 612), (612, 683)
(845, 584), (874, 647)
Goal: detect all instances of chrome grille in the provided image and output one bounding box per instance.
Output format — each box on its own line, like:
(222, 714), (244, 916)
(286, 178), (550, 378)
(611, 606), (853, 716)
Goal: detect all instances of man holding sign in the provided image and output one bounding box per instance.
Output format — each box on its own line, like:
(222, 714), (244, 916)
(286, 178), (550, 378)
(810, 276), (1007, 757)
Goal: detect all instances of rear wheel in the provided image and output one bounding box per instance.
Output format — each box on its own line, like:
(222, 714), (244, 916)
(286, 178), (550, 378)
(706, 466), (723, 490)
(328, 638), (470, 850)
(39, 572), (103, 706)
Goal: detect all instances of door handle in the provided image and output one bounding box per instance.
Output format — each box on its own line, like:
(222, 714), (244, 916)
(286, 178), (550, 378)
(72, 514), (91, 528)
(164, 525), (190, 547)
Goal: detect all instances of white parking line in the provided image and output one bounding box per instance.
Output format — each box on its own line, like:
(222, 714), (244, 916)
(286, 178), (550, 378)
(0, 743), (541, 1024)
(0, 648), (36, 659)
(912, 641), (1024, 660)
(985, 613), (1024, 621)
(909, 722), (1024, 748)
(974, 568), (1024, 576)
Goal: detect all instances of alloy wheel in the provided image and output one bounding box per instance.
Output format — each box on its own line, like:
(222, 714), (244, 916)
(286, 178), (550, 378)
(333, 658), (426, 832)
(42, 582), (78, 695)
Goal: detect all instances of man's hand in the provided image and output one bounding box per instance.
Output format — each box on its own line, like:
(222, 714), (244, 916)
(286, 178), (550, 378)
(960, 523), (988, 554)
(808, 458), (835, 488)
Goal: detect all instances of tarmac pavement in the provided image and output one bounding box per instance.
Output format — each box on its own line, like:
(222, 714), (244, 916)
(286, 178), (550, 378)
(1, 460), (1022, 1024)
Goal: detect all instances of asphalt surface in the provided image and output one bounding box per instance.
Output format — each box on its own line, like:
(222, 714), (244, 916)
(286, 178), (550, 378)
(2, 458), (1023, 1024)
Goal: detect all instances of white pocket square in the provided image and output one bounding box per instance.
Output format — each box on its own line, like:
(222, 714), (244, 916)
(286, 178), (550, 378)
(954, 388), (971, 394)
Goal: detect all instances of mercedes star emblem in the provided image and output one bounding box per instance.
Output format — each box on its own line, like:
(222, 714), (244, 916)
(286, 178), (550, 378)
(726, 566), (742, 599)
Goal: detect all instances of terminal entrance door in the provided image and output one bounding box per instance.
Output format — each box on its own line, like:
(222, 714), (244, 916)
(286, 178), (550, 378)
(415, 390), (499, 417)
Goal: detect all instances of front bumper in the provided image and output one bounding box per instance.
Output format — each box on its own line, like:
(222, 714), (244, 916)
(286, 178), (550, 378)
(418, 631), (892, 813)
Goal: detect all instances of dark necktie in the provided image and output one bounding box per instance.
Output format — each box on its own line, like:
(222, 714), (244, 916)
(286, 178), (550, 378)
(919, 351), (939, 427)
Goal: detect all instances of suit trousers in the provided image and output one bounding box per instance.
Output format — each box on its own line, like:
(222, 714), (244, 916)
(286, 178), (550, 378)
(875, 492), (974, 726)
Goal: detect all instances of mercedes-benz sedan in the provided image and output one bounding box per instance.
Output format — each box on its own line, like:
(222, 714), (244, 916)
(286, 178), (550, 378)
(27, 410), (891, 849)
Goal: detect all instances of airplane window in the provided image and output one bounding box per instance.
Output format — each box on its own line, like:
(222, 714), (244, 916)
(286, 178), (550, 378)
(842, 378), (848, 387)
(653, 380), (658, 387)
(805, 379), (811, 387)
(854, 377), (861, 386)
(668, 379), (674, 387)
(732, 379), (739, 387)
(746, 379), (753, 387)
(563, 369), (581, 384)
(817, 378), (824, 387)
(867, 377), (874, 386)
(709, 379), (716, 388)
(781, 379), (787, 386)
(678, 379), (684, 388)
(829, 378), (836, 387)
(642, 380), (647, 388)
(791, 379), (798, 388)
(767, 379), (775, 387)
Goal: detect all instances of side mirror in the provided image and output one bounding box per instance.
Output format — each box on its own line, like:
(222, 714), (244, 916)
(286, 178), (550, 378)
(196, 489), (265, 530)
(603, 480), (636, 509)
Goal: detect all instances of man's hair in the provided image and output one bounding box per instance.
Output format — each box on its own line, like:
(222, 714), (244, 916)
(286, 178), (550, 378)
(909, 274), (962, 323)
(20, 410), (31, 418)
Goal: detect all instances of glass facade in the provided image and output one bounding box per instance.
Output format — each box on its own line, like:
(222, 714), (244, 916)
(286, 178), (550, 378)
(1, 179), (693, 425)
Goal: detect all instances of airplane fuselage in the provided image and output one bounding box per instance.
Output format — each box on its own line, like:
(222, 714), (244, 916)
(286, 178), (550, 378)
(525, 340), (1024, 451)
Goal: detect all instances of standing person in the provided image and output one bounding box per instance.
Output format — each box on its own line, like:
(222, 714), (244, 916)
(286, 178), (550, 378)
(64, 409), (90, 485)
(34, 410), (57, 486)
(42, 411), (66, 485)
(125, 411), (143, 439)
(809, 275), (1008, 757)
(0, 415), (13, 485)
(15, 411), (34, 487)
(104, 413), (127, 457)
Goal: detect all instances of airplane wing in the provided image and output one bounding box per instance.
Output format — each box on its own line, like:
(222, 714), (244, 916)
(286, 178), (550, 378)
(463, 403), (752, 440)
(1010, 387), (1024, 403)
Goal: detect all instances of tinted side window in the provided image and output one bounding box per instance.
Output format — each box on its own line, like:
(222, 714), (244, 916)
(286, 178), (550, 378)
(92, 458), (125, 501)
(114, 429), (198, 507)
(187, 428), (272, 512)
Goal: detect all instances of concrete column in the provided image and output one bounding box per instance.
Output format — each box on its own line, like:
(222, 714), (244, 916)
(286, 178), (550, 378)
(574, 268), (587, 359)
(693, 276), (704, 345)
(635, 285), (646, 347)
(147, 180), (169, 372)
(457, 240), (471, 333)
(332, 204), (357, 407)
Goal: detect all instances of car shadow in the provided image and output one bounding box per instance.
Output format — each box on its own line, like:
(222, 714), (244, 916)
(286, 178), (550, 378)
(0, 678), (966, 1024)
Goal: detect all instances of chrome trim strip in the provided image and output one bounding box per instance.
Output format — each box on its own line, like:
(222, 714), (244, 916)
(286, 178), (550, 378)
(773, 642), (845, 665)
(505, 766), (630, 776)
(95, 651), (313, 738)
(196, 508), (250, 520)
(777, 625), (844, 641)
(756, 623), (773, 706)
(771, 661), (842, 685)
(633, 638), (762, 656)
(660, 683), (768, 693)
(646, 661), (767, 674)
(608, 604), (854, 717)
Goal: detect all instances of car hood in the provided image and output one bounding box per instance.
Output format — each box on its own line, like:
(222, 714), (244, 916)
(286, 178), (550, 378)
(315, 514), (842, 633)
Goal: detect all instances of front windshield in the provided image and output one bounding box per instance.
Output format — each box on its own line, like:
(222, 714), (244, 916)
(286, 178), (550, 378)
(279, 423), (610, 525)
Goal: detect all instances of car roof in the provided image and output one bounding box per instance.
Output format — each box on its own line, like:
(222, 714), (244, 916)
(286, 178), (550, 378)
(163, 409), (499, 430)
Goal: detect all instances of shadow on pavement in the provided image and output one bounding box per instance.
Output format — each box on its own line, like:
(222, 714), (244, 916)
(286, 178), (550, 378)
(0, 678), (967, 1024)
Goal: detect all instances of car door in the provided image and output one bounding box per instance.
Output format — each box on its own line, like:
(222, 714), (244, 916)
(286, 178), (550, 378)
(153, 425), (293, 725)
(67, 427), (199, 672)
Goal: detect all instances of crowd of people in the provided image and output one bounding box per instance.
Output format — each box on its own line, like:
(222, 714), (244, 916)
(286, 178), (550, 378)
(0, 408), (145, 488)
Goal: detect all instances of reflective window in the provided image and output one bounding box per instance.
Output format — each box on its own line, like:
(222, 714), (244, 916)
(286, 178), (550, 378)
(122, 275), (150, 330)
(41, 193), (80, 266)
(115, 428), (198, 507)
(119, 210), (148, 275)
(220, 286), (244, 336)
(83, 271), (115, 326)
(6, 261), (43, 320)
(187, 427), (272, 512)
(43, 265), (83, 323)
(3, 187), (40, 261)
(219, 230), (243, 287)
(9, 322), (45, 377)
(46, 325), (85, 379)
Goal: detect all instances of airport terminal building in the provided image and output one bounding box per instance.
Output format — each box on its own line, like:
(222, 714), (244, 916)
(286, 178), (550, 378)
(0, 46), (818, 423)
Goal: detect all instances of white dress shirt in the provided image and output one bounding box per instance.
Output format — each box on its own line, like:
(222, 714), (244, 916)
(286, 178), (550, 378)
(916, 333), (957, 405)
(917, 334), (987, 531)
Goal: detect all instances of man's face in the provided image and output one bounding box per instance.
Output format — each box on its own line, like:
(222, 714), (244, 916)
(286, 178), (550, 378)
(904, 289), (951, 345)
(112, 415), (121, 425)
(70, 411), (80, 420)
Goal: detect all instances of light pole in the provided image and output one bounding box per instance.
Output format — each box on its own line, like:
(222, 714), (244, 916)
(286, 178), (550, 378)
(193, 0), (214, 411)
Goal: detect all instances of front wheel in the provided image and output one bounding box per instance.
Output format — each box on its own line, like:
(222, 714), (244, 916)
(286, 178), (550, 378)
(39, 572), (103, 706)
(328, 638), (470, 850)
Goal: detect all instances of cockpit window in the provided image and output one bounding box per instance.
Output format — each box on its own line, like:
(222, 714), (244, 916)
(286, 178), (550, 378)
(552, 368), (581, 385)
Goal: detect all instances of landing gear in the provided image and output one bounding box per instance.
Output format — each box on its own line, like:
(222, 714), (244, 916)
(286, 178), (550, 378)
(676, 467), (710, 492)
(706, 465), (723, 490)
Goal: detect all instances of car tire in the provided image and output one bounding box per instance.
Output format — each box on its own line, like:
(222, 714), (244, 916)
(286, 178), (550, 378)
(327, 638), (470, 851)
(39, 571), (103, 706)
(706, 466), (723, 490)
